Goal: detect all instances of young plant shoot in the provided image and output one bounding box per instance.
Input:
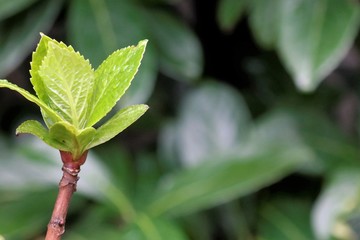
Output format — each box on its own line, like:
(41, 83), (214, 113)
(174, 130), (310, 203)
(0, 34), (148, 239)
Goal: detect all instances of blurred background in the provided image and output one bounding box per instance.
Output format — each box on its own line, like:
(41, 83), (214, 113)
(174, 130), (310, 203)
(1, 0), (360, 239)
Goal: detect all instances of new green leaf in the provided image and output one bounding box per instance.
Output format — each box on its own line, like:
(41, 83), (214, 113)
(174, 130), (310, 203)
(16, 120), (48, 141)
(30, 33), (72, 107)
(49, 122), (96, 158)
(89, 104), (149, 149)
(38, 40), (94, 128)
(0, 34), (149, 159)
(88, 40), (148, 127)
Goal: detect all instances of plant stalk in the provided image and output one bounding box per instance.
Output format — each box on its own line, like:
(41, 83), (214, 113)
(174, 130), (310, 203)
(45, 151), (88, 240)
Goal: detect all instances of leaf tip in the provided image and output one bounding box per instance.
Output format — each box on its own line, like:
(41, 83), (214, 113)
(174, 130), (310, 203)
(15, 126), (27, 137)
(143, 104), (150, 111)
(138, 39), (148, 48)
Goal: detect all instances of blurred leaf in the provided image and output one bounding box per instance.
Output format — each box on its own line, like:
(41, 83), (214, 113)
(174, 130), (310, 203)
(64, 204), (122, 240)
(145, 9), (203, 81)
(68, 0), (157, 106)
(247, 109), (307, 154)
(133, 154), (163, 209)
(0, 0), (38, 21)
(312, 168), (360, 240)
(0, 137), (61, 191)
(93, 145), (134, 197)
(0, 137), (113, 201)
(217, 0), (247, 32)
(258, 197), (315, 240)
(154, 82), (314, 217)
(0, 0), (63, 77)
(120, 215), (187, 240)
(159, 81), (251, 167)
(68, 0), (146, 66)
(216, 201), (255, 240)
(68, 0), (202, 106)
(0, 188), (85, 240)
(180, 213), (213, 240)
(282, 107), (360, 174)
(277, 0), (360, 91)
(65, 227), (123, 240)
(148, 147), (309, 217)
(247, 0), (282, 49)
(247, 0), (360, 92)
(67, 214), (187, 240)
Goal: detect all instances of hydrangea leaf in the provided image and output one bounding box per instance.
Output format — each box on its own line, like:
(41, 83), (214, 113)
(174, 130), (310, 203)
(49, 122), (96, 158)
(38, 40), (94, 128)
(29, 34), (73, 127)
(1, 35), (148, 158)
(16, 120), (48, 140)
(48, 122), (77, 152)
(87, 40), (147, 127)
(77, 127), (97, 154)
(89, 104), (149, 149)
(30, 33), (72, 103)
(0, 79), (62, 124)
(15, 120), (66, 150)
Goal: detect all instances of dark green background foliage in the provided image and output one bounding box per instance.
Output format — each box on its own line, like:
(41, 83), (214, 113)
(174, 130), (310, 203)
(1, 0), (360, 239)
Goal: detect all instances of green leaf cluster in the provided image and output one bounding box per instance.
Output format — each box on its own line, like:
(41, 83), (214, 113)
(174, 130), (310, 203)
(0, 34), (148, 159)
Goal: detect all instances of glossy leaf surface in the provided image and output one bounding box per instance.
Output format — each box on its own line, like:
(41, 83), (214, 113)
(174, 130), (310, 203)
(0, 34), (148, 158)
(38, 40), (94, 128)
(16, 120), (47, 138)
(89, 104), (149, 149)
(88, 40), (147, 127)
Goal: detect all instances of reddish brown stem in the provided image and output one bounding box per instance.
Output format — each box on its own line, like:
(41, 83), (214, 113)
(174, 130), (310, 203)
(45, 151), (88, 240)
